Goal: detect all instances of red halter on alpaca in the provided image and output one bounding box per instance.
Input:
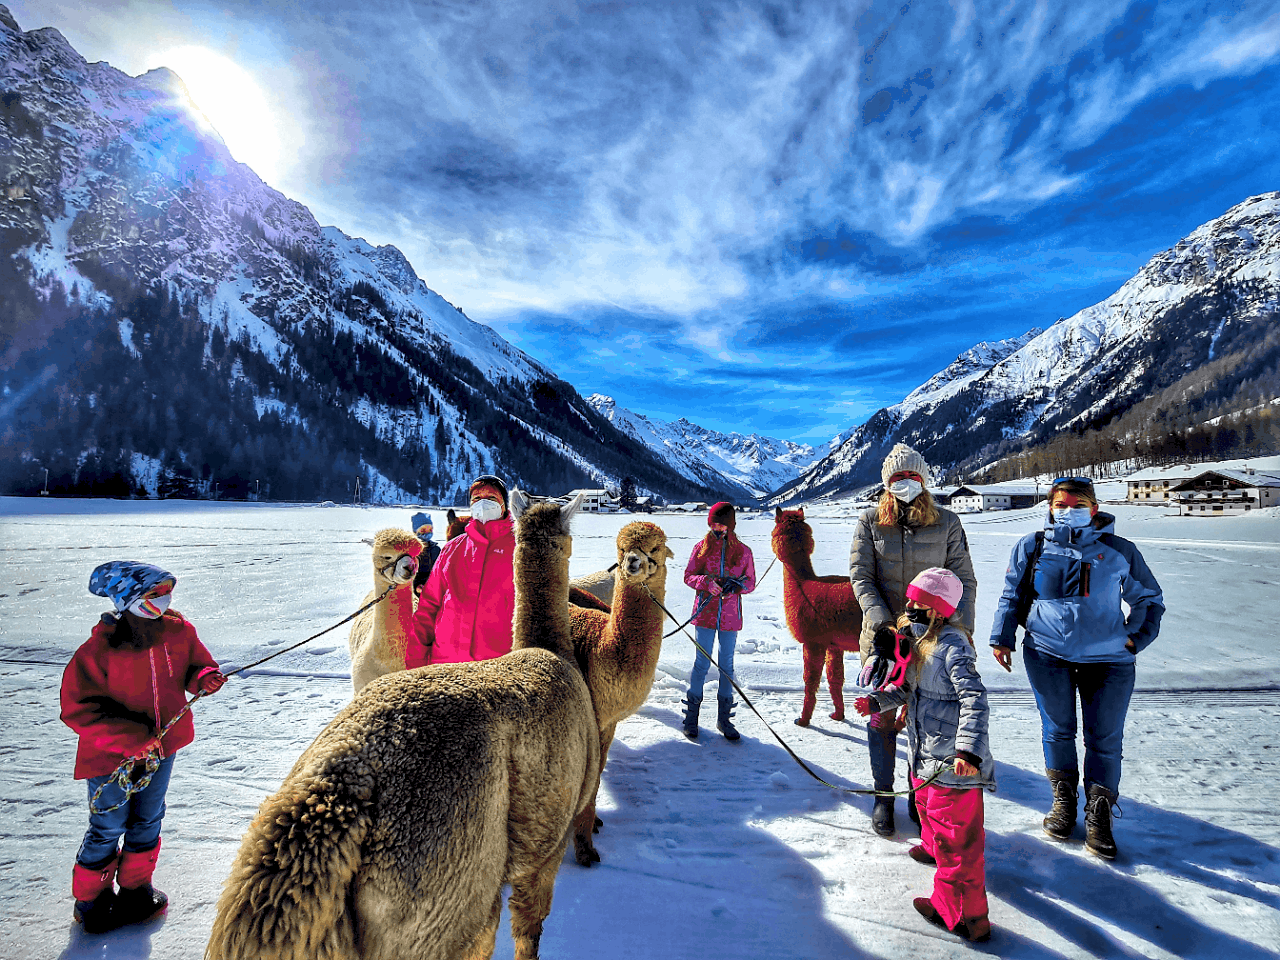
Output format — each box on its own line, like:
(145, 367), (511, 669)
(771, 508), (863, 726)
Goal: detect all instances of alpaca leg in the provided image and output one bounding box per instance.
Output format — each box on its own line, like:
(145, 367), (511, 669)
(508, 850), (563, 960)
(827, 648), (846, 721)
(796, 643), (822, 726)
(573, 724), (614, 863)
(461, 892), (502, 960)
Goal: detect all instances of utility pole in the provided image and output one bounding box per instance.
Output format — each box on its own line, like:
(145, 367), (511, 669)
(354, 477), (361, 505)
(41, 467), (49, 496)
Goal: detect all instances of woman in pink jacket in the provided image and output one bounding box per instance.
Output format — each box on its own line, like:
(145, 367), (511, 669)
(681, 502), (756, 741)
(405, 475), (516, 666)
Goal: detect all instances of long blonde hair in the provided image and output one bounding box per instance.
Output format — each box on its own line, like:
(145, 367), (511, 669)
(895, 608), (974, 679)
(877, 487), (941, 528)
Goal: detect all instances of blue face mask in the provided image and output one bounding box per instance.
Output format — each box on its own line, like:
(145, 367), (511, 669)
(1053, 506), (1093, 528)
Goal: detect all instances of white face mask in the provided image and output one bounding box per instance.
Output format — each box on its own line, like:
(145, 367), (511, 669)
(1053, 506), (1093, 528)
(128, 593), (171, 619)
(470, 498), (504, 524)
(888, 478), (923, 502)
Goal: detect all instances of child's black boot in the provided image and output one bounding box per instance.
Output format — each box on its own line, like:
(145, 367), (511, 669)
(72, 857), (117, 934)
(115, 840), (168, 926)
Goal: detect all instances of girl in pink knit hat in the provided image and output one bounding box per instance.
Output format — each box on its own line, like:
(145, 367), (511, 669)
(855, 567), (995, 943)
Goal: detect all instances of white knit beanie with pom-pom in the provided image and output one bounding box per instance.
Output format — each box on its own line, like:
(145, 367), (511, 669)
(881, 443), (930, 488)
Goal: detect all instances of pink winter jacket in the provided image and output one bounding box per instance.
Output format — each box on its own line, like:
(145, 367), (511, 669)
(60, 611), (220, 779)
(684, 536), (756, 632)
(406, 516), (515, 666)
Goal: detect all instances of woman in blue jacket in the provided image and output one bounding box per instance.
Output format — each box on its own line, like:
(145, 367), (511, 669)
(990, 477), (1164, 860)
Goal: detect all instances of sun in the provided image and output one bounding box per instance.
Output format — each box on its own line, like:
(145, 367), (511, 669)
(146, 46), (282, 187)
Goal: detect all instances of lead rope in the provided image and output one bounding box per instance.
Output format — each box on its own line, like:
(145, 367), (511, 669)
(644, 584), (953, 798)
(89, 580), (399, 814)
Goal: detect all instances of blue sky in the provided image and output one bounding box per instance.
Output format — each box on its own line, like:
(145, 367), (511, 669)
(13, 0), (1280, 444)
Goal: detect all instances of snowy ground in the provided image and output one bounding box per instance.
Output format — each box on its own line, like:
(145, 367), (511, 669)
(1, 496), (1278, 960)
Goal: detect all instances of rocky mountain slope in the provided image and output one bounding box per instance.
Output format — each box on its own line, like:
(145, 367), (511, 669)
(0, 7), (723, 503)
(771, 193), (1280, 503)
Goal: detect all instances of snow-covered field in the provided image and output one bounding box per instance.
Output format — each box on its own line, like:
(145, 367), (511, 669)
(2, 497), (1278, 960)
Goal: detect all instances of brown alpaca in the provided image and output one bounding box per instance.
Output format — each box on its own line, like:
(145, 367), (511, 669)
(347, 528), (422, 695)
(205, 495), (600, 960)
(445, 508), (468, 541)
(772, 507), (863, 726)
(567, 521), (674, 864)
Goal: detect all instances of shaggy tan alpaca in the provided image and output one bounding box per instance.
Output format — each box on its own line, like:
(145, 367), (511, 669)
(347, 528), (422, 695)
(205, 495), (600, 960)
(569, 566), (616, 607)
(772, 507), (863, 725)
(567, 521), (674, 865)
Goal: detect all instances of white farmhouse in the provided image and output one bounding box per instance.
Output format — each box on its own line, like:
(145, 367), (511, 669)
(1169, 469), (1280, 515)
(949, 484), (1045, 513)
(565, 488), (618, 513)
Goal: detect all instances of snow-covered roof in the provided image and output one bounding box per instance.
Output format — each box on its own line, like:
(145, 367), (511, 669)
(1172, 470), (1280, 490)
(952, 485), (1044, 497)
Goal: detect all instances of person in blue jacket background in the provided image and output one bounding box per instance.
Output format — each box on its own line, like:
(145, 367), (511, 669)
(990, 477), (1163, 861)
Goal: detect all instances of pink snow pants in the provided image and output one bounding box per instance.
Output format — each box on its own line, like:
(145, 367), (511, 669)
(911, 776), (988, 929)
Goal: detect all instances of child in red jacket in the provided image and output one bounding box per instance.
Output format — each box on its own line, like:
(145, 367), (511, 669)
(60, 561), (226, 933)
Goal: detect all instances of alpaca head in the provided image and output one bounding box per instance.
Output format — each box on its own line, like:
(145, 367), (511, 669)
(512, 491), (583, 572)
(371, 528), (423, 585)
(771, 507), (813, 561)
(615, 521), (674, 585)
(445, 508), (468, 541)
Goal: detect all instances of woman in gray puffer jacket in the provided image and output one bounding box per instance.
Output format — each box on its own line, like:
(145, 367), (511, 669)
(850, 443), (977, 836)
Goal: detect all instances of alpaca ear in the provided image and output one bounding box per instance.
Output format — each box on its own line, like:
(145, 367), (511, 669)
(509, 488), (531, 519)
(798, 507), (805, 520)
(663, 545), (675, 560)
(774, 507), (783, 520)
(447, 509), (457, 523)
(561, 493), (585, 529)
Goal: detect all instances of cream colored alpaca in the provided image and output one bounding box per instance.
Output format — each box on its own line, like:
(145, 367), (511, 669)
(569, 566), (615, 607)
(347, 528), (422, 695)
(207, 495), (599, 960)
(567, 521), (674, 865)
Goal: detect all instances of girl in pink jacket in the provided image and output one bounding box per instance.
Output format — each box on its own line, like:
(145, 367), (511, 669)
(680, 502), (756, 741)
(406, 476), (516, 666)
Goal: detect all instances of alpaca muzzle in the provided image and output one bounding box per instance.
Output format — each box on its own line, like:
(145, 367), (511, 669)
(623, 549), (658, 579)
(381, 554), (418, 583)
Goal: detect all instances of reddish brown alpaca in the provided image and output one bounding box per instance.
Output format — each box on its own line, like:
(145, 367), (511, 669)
(771, 507), (863, 726)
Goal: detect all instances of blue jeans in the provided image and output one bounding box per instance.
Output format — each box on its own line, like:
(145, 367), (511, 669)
(688, 627), (737, 700)
(1023, 644), (1135, 794)
(77, 755), (174, 868)
(867, 722), (898, 793)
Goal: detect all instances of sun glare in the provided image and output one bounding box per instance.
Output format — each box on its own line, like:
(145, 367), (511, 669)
(146, 46), (282, 186)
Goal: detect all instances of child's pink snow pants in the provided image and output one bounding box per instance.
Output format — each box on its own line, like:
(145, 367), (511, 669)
(912, 776), (989, 929)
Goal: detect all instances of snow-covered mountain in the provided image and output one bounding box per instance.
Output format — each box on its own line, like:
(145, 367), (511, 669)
(586, 394), (828, 500)
(772, 194), (1280, 503)
(0, 7), (725, 503)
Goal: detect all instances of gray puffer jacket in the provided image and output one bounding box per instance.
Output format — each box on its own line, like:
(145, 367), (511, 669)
(865, 625), (996, 791)
(849, 505), (978, 657)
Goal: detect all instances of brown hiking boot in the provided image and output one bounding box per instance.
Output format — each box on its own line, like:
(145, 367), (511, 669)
(1084, 784), (1120, 859)
(1043, 768), (1079, 841)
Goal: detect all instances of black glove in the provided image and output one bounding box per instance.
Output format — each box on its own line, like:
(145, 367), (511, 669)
(718, 576), (743, 594)
(859, 624), (899, 689)
(872, 624), (898, 658)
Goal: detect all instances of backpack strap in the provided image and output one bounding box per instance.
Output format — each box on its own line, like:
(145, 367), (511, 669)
(1014, 531), (1045, 628)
